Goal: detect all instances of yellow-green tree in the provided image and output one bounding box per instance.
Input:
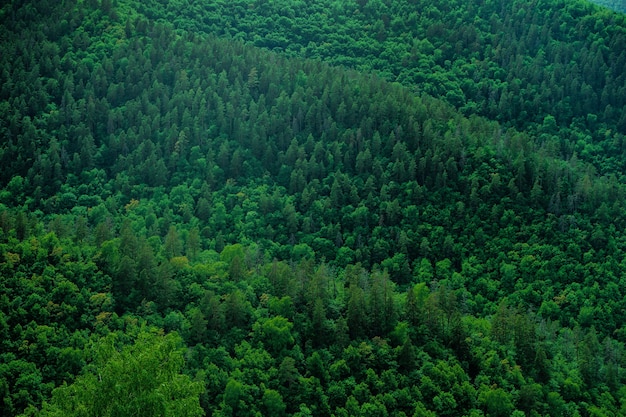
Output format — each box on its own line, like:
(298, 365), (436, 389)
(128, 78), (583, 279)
(33, 331), (203, 417)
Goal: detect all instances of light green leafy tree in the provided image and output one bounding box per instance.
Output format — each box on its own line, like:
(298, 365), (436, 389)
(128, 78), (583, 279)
(32, 331), (203, 417)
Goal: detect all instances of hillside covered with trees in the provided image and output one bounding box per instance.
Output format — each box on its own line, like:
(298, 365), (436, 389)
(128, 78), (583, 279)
(588, 0), (626, 14)
(1, 0), (626, 416)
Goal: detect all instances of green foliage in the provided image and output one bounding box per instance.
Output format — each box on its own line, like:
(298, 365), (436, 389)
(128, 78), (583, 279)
(1, 0), (626, 416)
(478, 387), (514, 417)
(252, 316), (294, 356)
(588, 0), (626, 13)
(35, 331), (203, 417)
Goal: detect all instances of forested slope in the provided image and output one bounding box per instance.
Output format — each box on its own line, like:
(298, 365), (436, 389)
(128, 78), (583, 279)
(588, 0), (626, 13)
(136, 0), (626, 173)
(2, 0), (626, 416)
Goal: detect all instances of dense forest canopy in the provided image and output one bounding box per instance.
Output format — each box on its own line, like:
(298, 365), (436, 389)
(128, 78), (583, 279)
(2, 0), (626, 416)
(588, 0), (626, 13)
(135, 0), (626, 163)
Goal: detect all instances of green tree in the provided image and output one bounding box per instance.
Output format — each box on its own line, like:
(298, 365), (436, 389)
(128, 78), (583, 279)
(479, 387), (514, 417)
(253, 316), (294, 356)
(220, 379), (245, 417)
(262, 389), (286, 417)
(347, 282), (368, 340)
(36, 331), (203, 417)
(185, 227), (201, 260)
(164, 225), (183, 259)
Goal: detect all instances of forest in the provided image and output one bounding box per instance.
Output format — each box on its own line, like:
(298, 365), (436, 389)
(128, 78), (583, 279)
(588, 0), (626, 13)
(1, 0), (626, 415)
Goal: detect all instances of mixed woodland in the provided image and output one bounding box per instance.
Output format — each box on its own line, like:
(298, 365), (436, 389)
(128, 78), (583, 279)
(1, 0), (626, 415)
(588, 0), (626, 13)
